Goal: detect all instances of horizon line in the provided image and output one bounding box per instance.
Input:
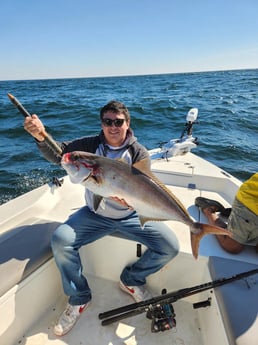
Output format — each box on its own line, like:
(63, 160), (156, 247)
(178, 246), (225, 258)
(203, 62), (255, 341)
(1, 67), (257, 82)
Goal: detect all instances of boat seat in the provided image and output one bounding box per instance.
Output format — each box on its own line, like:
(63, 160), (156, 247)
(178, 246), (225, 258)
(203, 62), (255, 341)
(0, 217), (140, 298)
(0, 218), (61, 297)
(208, 256), (258, 345)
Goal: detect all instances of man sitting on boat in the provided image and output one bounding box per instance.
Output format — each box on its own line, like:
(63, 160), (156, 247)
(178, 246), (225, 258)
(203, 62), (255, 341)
(24, 100), (179, 336)
(195, 172), (258, 254)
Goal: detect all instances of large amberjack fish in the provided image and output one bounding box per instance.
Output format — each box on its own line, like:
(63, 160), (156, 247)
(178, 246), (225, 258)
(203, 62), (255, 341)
(61, 151), (232, 259)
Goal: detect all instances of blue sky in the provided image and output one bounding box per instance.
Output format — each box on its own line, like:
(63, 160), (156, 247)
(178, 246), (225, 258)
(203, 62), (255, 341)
(1, 0), (257, 80)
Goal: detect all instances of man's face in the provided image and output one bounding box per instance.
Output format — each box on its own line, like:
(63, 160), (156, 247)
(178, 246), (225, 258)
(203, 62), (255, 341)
(101, 111), (130, 147)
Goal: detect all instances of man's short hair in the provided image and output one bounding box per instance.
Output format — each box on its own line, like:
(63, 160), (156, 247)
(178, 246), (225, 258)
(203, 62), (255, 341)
(100, 101), (130, 122)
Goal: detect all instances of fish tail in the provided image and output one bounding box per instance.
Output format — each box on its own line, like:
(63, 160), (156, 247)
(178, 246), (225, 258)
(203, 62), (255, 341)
(191, 222), (232, 259)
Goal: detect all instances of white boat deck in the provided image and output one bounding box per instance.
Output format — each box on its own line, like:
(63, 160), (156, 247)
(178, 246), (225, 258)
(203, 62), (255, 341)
(22, 274), (206, 345)
(0, 152), (257, 345)
(9, 239), (228, 345)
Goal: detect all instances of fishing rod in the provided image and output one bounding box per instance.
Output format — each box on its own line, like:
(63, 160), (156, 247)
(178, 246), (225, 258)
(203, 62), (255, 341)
(99, 268), (258, 332)
(7, 93), (62, 157)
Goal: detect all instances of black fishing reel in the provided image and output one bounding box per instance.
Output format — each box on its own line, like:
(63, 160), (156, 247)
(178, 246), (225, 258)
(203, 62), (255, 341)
(146, 301), (176, 333)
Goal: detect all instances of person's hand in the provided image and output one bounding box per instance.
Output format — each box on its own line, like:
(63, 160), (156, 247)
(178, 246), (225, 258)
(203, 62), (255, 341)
(110, 196), (134, 210)
(24, 114), (45, 142)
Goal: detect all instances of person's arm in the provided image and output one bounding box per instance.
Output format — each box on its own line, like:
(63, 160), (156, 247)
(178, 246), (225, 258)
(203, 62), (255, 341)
(24, 114), (62, 164)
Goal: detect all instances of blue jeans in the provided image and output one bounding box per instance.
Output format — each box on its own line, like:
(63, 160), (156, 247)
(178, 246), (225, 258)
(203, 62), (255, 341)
(51, 206), (179, 305)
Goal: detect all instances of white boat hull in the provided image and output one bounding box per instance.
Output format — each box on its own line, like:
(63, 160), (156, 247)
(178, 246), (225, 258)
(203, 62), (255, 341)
(0, 152), (257, 345)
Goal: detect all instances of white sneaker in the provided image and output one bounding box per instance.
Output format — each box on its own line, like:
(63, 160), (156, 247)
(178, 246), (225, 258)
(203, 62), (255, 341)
(119, 280), (152, 302)
(54, 302), (90, 336)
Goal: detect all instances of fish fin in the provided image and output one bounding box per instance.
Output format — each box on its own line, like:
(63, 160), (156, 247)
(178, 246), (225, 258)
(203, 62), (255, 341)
(93, 194), (104, 211)
(132, 158), (151, 173)
(139, 216), (150, 228)
(139, 216), (165, 228)
(190, 222), (232, 259)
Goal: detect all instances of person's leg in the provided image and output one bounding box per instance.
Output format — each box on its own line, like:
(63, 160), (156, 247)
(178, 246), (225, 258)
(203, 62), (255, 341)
(51, 206), (115, 305)
(202, 207), (244, 254)
(52, 207), (119, 335)
(119, 213), (179, 286)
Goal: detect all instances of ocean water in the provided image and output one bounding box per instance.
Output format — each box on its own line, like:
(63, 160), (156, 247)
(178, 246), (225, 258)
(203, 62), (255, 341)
(0, 69), (257, 205)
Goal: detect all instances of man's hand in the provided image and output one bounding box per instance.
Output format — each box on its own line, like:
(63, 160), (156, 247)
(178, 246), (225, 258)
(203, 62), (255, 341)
(24, 114), (45, 142)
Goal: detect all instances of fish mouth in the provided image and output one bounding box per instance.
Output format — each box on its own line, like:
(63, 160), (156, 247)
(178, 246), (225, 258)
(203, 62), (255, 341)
(61, 153), (71, 163)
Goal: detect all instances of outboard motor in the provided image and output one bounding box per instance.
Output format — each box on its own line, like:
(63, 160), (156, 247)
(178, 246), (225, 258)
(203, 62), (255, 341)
(150, 108), (199, 159)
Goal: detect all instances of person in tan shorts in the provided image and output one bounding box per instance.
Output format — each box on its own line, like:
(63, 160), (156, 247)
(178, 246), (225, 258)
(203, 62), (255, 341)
(195, 173), (258, 254)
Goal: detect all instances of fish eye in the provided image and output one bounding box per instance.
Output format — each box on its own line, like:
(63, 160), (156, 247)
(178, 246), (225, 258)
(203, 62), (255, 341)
(70, 153), (80, 161)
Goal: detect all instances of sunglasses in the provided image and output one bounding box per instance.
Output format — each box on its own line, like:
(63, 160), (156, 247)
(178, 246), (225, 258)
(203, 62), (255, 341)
(102, 118), (125, 127)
